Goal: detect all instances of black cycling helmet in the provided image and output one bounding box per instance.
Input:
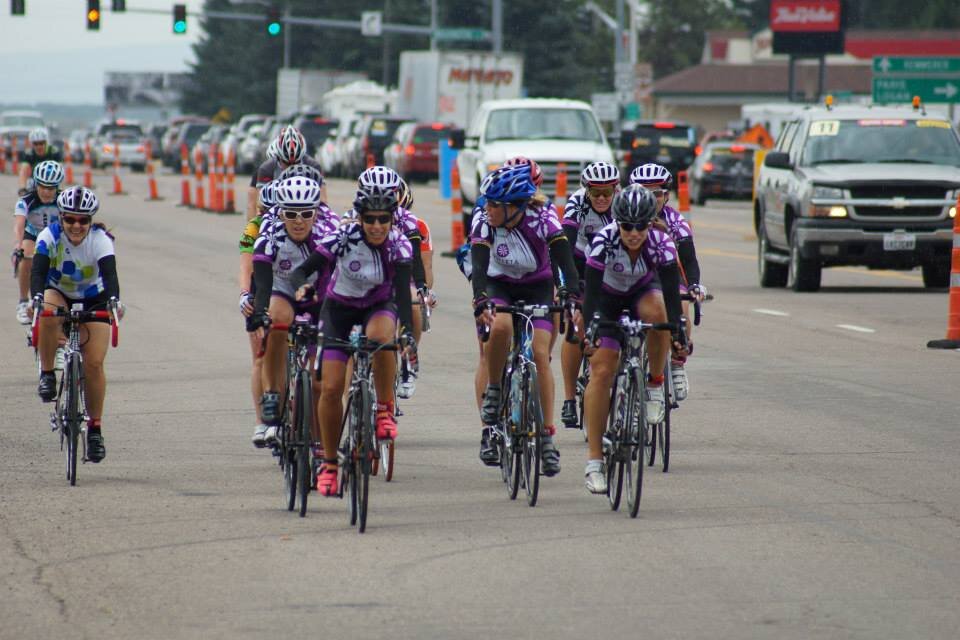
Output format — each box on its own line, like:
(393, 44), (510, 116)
(610, 184), (658, 226)
(353, 183), (399, 214)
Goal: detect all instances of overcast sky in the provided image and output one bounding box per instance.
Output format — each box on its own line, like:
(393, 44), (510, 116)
(0, 0), (207, 104)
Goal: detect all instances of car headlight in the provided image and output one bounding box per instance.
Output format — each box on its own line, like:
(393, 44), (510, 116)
(812, 185), (844, 199)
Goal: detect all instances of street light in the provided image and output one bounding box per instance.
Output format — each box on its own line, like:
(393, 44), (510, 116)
(86, 0), (100, 30)
(266, 7), (281, 36)
(173, 4), (187, 34)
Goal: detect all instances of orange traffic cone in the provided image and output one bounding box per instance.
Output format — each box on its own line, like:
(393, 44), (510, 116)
(677, 171), (690, 212)
(927, 195), (960, 349)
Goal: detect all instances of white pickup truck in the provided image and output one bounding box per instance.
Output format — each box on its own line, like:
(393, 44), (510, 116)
(451, 98), (614, 207)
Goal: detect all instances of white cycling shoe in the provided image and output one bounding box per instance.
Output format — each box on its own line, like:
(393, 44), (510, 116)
(16, 301), (30, 325)
(584, 459), (607, 494)
(671, 364), (688, 401)
(645, 385), (665, 424)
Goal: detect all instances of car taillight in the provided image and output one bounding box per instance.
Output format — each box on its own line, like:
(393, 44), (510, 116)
(405, 144), (415, 156)
(136, 145), (145, 152)
(695, 145), (702, 156)
(702, 162), (714, 172)
(624, 152), (631, 164)
(653, 122), (676, 129)
(103, 145), (112, 153)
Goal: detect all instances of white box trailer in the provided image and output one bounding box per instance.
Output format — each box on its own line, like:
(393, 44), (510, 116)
(397, 50), (523, 129)
(275, 69), (367, 116)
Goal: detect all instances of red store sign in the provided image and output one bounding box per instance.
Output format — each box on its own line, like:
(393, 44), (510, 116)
(770, 0), (841, 32)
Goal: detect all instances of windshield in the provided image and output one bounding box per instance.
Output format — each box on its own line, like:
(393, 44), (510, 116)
(1, 114), (44, 127)
(803, 119), (960, 167)
(296, 119), (338, 146)
(486, 108), (603, 143)
(633, 125), (696, 148)
(706, 146), (755, 170)
(101, 124), (144, 139)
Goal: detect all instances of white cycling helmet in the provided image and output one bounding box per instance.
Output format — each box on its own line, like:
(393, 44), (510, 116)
(33, 160), (64, 187)
(275, 126), (306, 165)
(266, 138), (280, 162)
(630, 163), (672, 187)
(275, 177), (321, 209)
(57, 185), (99, 215)
(28, 127), (49, 144)
(580, 161), (620, 188)
(278, 163), (323, 188)
(357, 165), (401, 191)
(354, 183), (399, 214)
(258, 180), (279, 210)
(397, 177), (414, 210)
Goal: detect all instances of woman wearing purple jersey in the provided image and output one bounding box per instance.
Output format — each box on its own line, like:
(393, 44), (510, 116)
(470, 165), (581, 477)
(580, 185), (683, 495)
(559, 161), (620, 428)
(248, 177), (338, 447)
(629, 163), (708, 401)
(289, 182), (415, 497)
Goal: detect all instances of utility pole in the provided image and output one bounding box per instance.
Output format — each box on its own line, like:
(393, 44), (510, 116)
(492, 0), (502, 54)
(282, 4), (291, 68)
(382, 0), (392, 87)
(430, 0), (438, 50)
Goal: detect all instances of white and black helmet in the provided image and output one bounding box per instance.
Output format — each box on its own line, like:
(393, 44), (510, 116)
(278, 163), (324, 187)
(28, 127), (49, 144)
(357, 165), (401, 192)
(33, 160), (64, 187)
(611, 184), (658, 226)
(258, 180), (279, 209)
(275, 126), (306, 165)
(630, 163), (672, 187)
(275, 177), (321, 209)
(580, 161), (620, 188)
(397, 177), (414, 210)
(57, 186), (100, 215)
(354, 184), (399, 214)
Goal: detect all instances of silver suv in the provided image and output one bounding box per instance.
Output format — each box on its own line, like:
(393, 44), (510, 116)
(755, 103), (960, 291)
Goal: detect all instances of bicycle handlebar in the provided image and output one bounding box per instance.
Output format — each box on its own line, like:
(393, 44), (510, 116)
(679, 292), (714, 326)
(321, 334), (403, 354)
(479, 301), (578, 345)
(34, 304), (119, 349)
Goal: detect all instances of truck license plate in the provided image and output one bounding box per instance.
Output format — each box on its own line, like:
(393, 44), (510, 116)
(883, 232), (915, 251)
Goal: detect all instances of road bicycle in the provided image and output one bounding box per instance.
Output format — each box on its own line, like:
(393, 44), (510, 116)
(260, 316), (319, 517)
(585, 313), (673, 518)
(482, 301), (576, 507)
(646, 292), (711, 473)
(324, 332), (405, 534)
(33, 298), (119, 486)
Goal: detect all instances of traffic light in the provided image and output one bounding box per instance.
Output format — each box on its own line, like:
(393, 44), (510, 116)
(266, 7), (281, 36)
(86, 0), (100, 30)
(111, 0), (125, 10)
(172, 4), (187, 34)
(11, 0), (26, 16)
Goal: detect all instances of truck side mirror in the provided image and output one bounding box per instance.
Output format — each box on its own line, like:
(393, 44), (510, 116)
(619, 130), (634, 151)
(449, 129), (465, 150)
(763, 151), (792, 170)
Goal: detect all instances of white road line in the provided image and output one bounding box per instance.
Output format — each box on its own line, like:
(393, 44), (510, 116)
(753, 308), (790, 317)
(836, 324), (876, 334)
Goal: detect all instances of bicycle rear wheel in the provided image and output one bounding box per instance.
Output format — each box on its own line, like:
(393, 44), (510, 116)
(576, 360), (589, 441)
(296, 372), (312, 517)
(521, 367), (542, 507)
(659, 384), (671, 473)
(626, 375), (646, 518)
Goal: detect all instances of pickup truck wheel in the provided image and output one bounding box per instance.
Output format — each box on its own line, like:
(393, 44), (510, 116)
(758, 220), (788, 288)
(921, 262), (950, 288)
(788, 229), (821, 292)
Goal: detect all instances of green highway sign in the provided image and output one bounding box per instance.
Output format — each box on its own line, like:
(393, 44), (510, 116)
(434, 28), (491, 42)
(873, 56), (960, 75)
(872, 77), (960, 104)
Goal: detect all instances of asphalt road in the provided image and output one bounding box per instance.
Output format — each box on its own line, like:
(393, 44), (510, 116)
(1, 169), (958, 640)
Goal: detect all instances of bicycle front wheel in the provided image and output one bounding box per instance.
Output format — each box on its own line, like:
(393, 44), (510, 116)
(606, 375), (625, 511)
(64, 356), (82, 486)
(357, 380), (373, 533)
(659, 379), (671, 473)
(296, 372), (312, 517)
(521, 367), (542, 508)
(626, 374), (646, 518)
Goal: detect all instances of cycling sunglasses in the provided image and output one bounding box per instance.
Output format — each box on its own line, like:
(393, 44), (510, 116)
(619, 221), (650, 233)
(61, 215), (92, 226)
(281, 209), (315, 220)
(361, 214), (392, 225)
(588, 187), (615, 198)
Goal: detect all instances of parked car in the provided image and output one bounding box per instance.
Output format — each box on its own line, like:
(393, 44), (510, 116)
(0, 109), (45, 156)
(191, 124), (229, 172)
(337, 115), (368, 177)
(351, 114), (414, 175)
(170, 121), (212, 170)
(316, 125), (341, 177)
(90, 120), (148, 171)
(292, 115), (338, 157)
(238, 123), (266, 174)
(67, 129), (89, 163)
(619, 120), (698, 183)
(688, 142), (761, 204)
(755, 102), (960, 291)
(695, 129), (738, 156)
(144, 122), (167, 158)
(161, 116), (210, 168)
(385, 121), (453, 182)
